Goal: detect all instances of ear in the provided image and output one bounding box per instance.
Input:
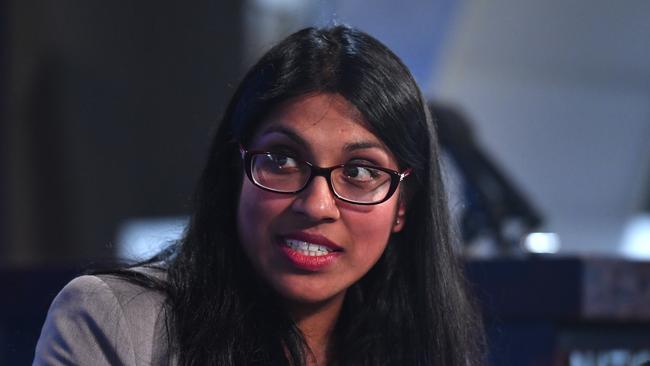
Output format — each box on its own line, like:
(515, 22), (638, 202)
(391, 198), (407, 233)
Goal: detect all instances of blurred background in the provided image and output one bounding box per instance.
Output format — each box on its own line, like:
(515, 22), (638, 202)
(2, 0), (650, 365)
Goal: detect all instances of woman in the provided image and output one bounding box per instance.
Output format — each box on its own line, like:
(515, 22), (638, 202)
(34, 26), (484, 365)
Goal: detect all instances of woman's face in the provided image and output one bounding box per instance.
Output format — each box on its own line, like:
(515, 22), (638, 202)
(237, 93), (407, 307)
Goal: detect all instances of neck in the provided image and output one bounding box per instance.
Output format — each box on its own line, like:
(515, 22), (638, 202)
(288, 294), (345, 366)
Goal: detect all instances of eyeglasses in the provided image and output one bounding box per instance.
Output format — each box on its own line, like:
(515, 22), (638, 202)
(240, 147), (412, 205)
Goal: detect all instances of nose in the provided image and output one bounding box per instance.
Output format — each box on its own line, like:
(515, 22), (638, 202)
(290, 176), (341, 222)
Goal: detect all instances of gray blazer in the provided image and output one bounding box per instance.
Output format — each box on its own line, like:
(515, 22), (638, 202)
(33, 272), (174, 365)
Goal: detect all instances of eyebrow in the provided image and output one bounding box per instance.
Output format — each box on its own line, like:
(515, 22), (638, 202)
(258, 125), (306, 146)
(343, 141), (385, 152)
(258, 124), (387, 153)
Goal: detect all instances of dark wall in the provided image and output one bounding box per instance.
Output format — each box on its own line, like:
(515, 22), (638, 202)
(4, 1), (243, 266)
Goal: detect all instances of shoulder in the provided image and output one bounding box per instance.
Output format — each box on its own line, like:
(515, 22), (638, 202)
(33, 268), (173, 365)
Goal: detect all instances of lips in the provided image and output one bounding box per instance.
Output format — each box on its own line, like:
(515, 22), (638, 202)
(277, 232), (343, 271)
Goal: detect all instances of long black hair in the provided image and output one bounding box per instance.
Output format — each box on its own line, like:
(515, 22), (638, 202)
(121, 26), (484, 365)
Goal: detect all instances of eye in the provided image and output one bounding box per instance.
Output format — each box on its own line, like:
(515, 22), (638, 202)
(342, 164), (381, 182)
(259, 153), (300, 173)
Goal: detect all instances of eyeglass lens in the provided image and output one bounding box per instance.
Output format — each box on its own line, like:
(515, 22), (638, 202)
(250, 153), (394, 204)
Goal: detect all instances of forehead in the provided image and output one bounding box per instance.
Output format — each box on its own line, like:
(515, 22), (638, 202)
(268, 93), (363, 125)
(253, 93), (383, 147)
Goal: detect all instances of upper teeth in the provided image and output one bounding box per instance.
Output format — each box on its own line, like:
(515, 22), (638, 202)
(285, 239), (332, 256)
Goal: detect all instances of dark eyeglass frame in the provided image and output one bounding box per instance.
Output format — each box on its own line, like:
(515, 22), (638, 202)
(240, 146), (412, 205)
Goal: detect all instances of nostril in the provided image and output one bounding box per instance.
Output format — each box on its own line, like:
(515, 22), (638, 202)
(291, 177), (341, 221)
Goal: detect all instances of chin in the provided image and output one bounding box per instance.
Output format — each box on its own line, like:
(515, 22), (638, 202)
(271, 278), (347, 308)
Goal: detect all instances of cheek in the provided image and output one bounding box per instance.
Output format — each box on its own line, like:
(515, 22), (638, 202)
(348, 197), (398, 234)
(343, 204), (397, 264)
(238, 180), (259, 214)
(237, 182), (269, 252)
(350, 211), (393, 238)
(237, 181), (290, 252)
(237, 182), (255, 234)
(237, 181), (277, 278)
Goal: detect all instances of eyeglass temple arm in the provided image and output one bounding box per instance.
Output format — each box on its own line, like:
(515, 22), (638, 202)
(400, 168), (413, 181)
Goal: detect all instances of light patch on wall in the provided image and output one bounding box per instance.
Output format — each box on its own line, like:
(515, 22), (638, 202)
(620, 214), (650, 261)
(523, 232), (561, 254)
(116, 217), (188, 261)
